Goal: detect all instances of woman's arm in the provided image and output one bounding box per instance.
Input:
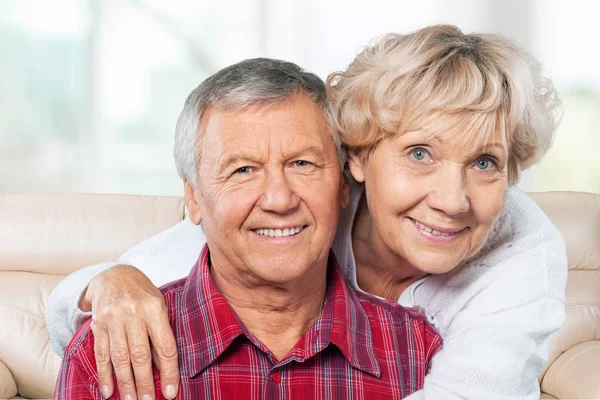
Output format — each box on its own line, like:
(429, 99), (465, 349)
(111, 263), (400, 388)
(45, 218), (206, 400)
(46, 261), (116, 355)
(419, 292), (565, 399)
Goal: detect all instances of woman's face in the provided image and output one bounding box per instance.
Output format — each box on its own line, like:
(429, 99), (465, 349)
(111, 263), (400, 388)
(349, 127), (509, 275)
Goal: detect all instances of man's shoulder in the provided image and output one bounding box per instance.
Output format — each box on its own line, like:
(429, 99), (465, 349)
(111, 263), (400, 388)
(350, 288), (443, 366)
(355, 290), (423, 324)
(159, 276), (188, 296)
(159, 277), (188, 320)
(63, 319), (98, 376)
(353, 289), (439, 338)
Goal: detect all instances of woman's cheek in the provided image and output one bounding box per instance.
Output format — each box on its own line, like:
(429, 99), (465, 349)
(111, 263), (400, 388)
(471, 182), (508, 222)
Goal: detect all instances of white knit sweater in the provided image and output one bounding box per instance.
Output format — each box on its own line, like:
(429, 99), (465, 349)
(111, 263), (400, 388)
(46, 185), (567, 400)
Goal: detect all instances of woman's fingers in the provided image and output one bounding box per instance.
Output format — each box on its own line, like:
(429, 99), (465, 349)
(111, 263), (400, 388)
(148, 310), (180, 399)
(126, 321), (156, 400)
(106, 321), (137, 400)
(91, 320), (114, 399)
(87, 265), (174, 400)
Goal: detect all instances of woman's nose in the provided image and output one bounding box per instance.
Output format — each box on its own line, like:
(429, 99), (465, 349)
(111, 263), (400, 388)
(426, 165), (470, 216)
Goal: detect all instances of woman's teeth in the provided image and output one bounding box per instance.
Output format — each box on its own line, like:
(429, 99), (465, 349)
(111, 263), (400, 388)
(413, 220), (460, 236)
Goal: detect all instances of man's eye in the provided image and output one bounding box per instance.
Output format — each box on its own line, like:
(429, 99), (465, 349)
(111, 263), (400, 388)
(235, 166), (252, 174)
(294, 160), (310, 167)
(410, 148), (430, 161)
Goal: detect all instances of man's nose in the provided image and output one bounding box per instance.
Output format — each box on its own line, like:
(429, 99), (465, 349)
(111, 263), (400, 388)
(427, 165), (470, 216)
(258, 169), (300, 214)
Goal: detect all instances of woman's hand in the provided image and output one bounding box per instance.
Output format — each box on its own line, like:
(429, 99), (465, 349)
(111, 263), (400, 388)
(83, 265), (179, 400)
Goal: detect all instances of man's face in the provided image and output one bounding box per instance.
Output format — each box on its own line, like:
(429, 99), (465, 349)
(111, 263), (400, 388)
(186, 94), (348, 285)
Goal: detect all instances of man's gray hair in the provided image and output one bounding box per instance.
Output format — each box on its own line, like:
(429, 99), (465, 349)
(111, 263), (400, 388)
(174, 57), (343, 187)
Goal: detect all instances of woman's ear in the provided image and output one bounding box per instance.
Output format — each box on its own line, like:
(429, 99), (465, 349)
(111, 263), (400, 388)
(347, 151), (366, 183)
(183, 179), (203, 225)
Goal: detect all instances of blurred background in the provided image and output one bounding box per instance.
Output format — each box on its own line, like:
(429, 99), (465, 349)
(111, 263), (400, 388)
(1, 0), (598, 195)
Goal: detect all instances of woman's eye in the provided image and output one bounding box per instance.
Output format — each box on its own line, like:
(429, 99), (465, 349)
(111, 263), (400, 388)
(475, 157), (497, 171)
(410, 148), (429, 161)
(294, 160), (310, 167)
(235, 166), (252, 174)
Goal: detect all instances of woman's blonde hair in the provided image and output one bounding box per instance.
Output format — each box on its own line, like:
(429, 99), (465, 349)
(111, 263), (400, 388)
(327, 25), (562, 184)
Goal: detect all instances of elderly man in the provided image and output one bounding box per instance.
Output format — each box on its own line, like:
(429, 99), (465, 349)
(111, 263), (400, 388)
(54, 58), (441, 399)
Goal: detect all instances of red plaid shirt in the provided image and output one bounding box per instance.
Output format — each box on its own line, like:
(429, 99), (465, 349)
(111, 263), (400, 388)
(56, 246), (442, 400)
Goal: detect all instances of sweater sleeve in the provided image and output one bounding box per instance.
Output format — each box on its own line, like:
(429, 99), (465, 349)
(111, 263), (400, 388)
(414, 188), (568, 400)
(46, 219), (206, 356)
(421, 290), (565, 399)
(46, 261), (118, 356)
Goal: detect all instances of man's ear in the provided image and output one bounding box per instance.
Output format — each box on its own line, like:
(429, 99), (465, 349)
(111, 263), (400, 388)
(347, 151), (366, 183)
(183, 179), (203, 225)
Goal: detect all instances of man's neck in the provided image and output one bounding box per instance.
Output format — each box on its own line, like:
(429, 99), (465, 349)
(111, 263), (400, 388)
(352, 194), (428, 301)
(210, 259), (328, 361)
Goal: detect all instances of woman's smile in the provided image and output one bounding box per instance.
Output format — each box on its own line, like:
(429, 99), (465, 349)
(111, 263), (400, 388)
(407, 217), (467, 243)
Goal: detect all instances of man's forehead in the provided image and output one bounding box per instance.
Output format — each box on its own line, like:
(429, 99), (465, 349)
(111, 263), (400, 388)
(201, 101), (330, 144)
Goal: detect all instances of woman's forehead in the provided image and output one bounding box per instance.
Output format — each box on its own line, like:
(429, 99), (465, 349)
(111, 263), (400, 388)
(399, 111), (508, 152)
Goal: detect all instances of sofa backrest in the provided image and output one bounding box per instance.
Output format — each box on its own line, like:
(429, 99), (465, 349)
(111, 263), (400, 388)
(528, 192), (600, 398)
(0, 194), (184, 399)
(0, 192), (598, 399)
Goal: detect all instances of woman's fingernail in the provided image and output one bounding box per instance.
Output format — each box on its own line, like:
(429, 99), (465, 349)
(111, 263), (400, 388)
(101, 385), (110, 398)
(142, 395), (153, 400)
(165, 384), (177, 399)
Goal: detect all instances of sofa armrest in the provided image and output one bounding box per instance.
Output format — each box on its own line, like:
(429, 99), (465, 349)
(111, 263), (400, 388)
(540, 340), (600, 399)
(0, 359), (18, 399)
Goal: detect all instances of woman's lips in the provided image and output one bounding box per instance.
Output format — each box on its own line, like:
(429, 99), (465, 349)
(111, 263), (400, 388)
(408, 217), (466, 242)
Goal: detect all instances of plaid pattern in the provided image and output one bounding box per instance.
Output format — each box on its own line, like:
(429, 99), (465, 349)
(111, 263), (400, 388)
(56, 246), (442, 399)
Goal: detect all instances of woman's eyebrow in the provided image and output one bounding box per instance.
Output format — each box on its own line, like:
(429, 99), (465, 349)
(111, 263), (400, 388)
(472, 142), (506, 153)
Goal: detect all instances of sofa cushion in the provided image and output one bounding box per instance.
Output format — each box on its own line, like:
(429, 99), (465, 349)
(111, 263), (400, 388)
(0, 271), (62, 399)
(541, 340), (600, 399)
(0, 358), (18, 399)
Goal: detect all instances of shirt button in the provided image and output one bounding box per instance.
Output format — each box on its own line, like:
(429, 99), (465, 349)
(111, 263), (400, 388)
(272, 371), (282, 383)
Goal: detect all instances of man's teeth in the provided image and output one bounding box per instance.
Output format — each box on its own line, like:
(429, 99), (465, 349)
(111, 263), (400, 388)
(414, 220), (459, 236)
(254, 226), (304, 237)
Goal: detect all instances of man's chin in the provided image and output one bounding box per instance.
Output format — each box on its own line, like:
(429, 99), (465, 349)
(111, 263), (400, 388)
(244, 259), (321, 285)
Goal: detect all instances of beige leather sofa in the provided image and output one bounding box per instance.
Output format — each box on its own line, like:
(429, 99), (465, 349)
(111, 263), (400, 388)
(0, 192), (598, 399)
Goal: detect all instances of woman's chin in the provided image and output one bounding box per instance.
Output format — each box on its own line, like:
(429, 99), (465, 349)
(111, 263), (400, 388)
(408, 252), (464, 275)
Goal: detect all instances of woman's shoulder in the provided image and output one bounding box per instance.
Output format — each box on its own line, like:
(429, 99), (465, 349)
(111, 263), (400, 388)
(504, 186), (562, 239)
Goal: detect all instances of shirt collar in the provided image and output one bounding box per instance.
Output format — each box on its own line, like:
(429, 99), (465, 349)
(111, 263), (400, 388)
(315, 251), (381, 377)
(178, 245), (380, 378)
(179, 245), (244, 377)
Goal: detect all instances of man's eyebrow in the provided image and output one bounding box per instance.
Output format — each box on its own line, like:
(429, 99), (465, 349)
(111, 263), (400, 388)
(285, 144), (327, 159)
(217, 153), (263, 172)
(216, 144), (329, 173)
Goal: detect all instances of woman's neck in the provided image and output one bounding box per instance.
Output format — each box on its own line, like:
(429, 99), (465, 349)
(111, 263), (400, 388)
(351, 194), (428, 301)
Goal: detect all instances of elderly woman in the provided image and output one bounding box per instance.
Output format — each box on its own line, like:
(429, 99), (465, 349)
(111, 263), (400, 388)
(327, 25), (566, 399)
(46, 25), (566, 400)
